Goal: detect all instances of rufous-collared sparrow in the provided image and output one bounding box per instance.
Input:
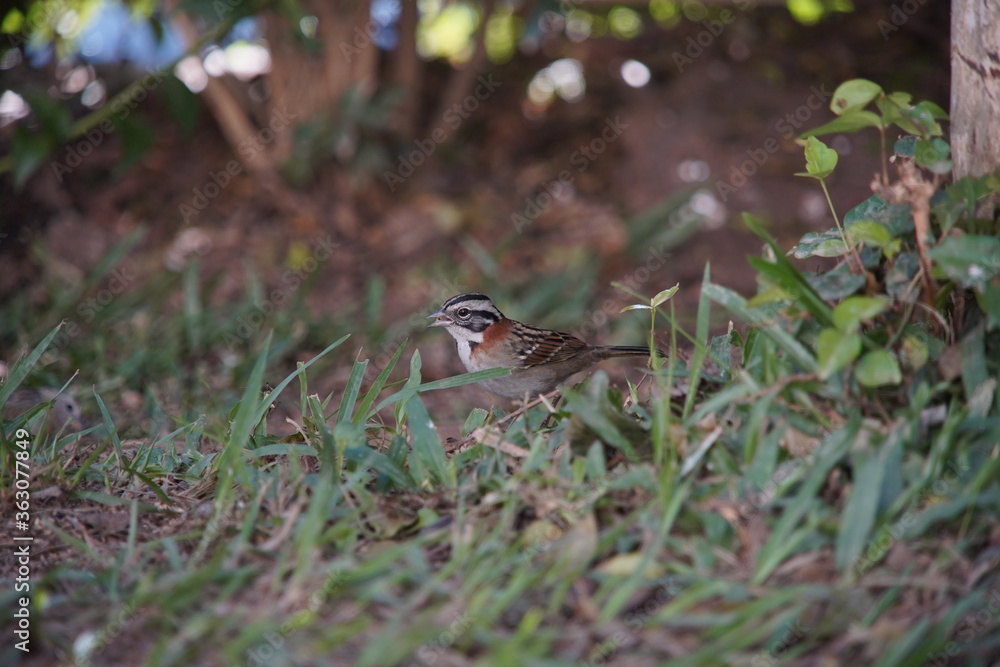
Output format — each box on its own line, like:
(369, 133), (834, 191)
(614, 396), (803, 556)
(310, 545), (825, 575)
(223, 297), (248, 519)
(429, 293), (662, 399)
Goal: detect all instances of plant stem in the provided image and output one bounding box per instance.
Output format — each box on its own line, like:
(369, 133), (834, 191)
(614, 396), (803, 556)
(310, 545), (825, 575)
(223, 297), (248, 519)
(820, 178), (864, 272)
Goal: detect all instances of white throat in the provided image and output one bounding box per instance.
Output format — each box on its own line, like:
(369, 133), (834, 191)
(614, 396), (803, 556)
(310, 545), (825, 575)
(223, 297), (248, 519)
(446, 327), (485, 371)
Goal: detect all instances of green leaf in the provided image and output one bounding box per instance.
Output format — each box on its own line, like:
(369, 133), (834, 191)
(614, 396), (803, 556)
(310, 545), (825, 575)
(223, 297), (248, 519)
(354, 342), (406, 424)
(371, 366), (512, 417)
(914, 138), (952, 174)
(337, 358), (368, 425)
(160, 74), (201, 135)
(115, 115), (156, 175)
(816, 328), (862, 379)
(928, 235), (1000, 289)
(651, 284), (680, 308)
(846, 221), (892, 248)
(791, 229), (849, 258)
(893, 136), (916, 158)
(744, 215), (834, 327)
(11, 127), (54, 188)
(830, 79), (883, 114)
(885, 251), (921, 299)
(855, 350), (902, 387)
(753, 417), (859, 583)
(461, 408), (490, 437)
(832, 296), (887, 333)
(900, 332), (930, 369)
(836, 429), (902, 572)
(844, 194), (913, 236)
(0, 324), (64, 407)
(405, 395), (454, 487)
(806, 262), (867, 301)
(799, 108), (882, 138)
(796, 136), (838, 179)
(979, 282), (1000, 331)
(703, 283), (819, 372)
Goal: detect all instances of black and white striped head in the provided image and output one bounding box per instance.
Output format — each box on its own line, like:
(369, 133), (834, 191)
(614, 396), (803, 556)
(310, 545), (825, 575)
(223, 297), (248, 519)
(428, 293), (503, 341)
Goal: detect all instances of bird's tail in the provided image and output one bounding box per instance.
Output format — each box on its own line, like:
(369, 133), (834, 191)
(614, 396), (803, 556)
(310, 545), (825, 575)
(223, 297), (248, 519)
(598, 346), (666, 359)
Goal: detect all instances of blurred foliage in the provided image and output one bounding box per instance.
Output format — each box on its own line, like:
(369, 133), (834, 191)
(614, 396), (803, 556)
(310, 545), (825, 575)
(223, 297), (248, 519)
(0, 0), (865, 187)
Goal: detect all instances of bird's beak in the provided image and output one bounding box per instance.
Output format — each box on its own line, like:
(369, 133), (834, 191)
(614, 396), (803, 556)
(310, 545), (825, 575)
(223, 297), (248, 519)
(428, 310), (452, 327)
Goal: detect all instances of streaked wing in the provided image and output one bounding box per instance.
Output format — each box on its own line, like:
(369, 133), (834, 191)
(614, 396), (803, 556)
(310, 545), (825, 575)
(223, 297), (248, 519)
(515, 326), (590, 366)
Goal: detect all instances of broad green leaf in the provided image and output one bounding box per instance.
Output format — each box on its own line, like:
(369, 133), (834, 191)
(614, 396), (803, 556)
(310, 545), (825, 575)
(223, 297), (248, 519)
(855, 350), (902, 387)
(703, 283), (819, 372)
(893, 136), (916, 158)
(900, 333), (929, 369)
(799, 108), (882, 138)
(844, 194), (913, 236)
(405, 395), (454, 487)
(846, 221), (891, 248)
(791, 229), (849, 258)
(917, 100), (949, 120)
(928, 235), (1000, 290)
(899, 103), (943, 138)
(914, 137), (952, 174)
(833, 296), (887, 333)
(816, 328), (862, 379)
(461, 408), (490, 437)
(885, 251), (921, 299)
(830, 79), (883, 114)
(933, 176), (994, 234)
(651, 284), (680, 308)
(806, 262), (867, 301)
(796, 136), (838, 179)
(979, 282), (1000, 331)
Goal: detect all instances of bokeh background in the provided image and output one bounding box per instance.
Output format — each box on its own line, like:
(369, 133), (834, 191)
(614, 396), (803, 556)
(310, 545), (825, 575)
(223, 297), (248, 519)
(1, 0), (950, 426)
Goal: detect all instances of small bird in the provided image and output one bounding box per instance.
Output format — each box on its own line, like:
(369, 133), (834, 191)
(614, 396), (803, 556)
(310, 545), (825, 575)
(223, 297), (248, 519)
(429, 293), (661, 399)
(2, 387), (83, 433)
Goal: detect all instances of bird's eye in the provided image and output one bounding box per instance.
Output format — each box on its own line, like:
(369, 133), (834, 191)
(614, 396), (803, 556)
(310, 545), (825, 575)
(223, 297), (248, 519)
(457, 308), (471, 318)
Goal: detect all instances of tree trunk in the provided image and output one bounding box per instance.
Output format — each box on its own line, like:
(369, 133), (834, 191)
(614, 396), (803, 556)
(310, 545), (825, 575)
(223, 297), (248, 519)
(264, 0), (377, 164)
(950, 0), (1000, 180)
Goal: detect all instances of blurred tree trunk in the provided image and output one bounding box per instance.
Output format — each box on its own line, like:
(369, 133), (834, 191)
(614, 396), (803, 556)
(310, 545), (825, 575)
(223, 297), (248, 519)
(950, 0), (1000, 181)
(264, 0), (377, 164)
